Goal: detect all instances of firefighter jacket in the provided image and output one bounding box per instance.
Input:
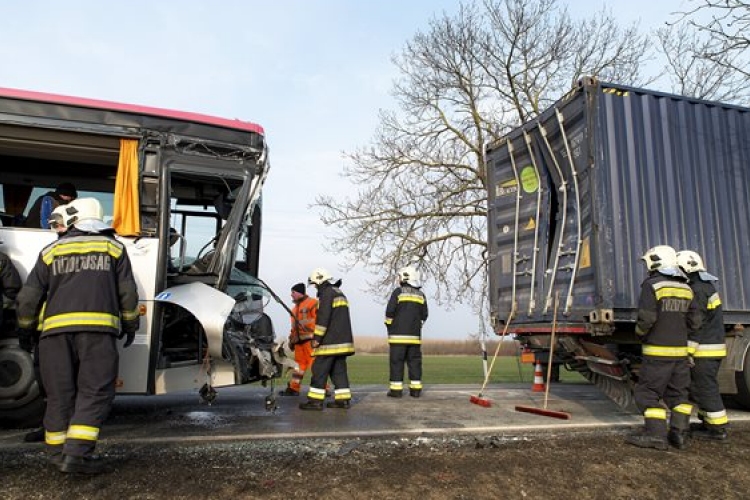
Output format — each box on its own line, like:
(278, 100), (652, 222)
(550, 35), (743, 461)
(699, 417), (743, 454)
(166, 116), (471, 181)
(313, 281), (355, 357)
(635, 271), (700, 359)
(0, 251), (22, 325)
(15, 229), (140, 338)
(290, 295), (318, 344)
(686, 272), (726, 358)
(384, 284), (428, 344)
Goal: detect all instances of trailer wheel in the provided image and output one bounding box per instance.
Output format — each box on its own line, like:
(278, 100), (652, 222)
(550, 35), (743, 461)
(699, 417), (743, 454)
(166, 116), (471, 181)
(0, 345), (45, 428)
(734, 347), (750, 410)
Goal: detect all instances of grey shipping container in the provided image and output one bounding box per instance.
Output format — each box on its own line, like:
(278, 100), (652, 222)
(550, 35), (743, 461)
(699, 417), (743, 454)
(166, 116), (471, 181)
(486, 77), (750, 408)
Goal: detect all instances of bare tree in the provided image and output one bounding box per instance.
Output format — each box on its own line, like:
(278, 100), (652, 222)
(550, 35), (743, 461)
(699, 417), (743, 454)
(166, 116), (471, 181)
(315, 0), (651, 319)
(656, 22), (750, 102)
(677, 0), (750, 79)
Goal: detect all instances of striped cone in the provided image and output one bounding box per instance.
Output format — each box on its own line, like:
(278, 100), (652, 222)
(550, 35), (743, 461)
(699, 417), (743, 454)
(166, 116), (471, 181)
(531, 362), (545, 393)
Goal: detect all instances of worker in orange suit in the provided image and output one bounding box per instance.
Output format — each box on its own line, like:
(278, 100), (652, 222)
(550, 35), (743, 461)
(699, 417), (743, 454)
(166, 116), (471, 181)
(279, 283), (318, 396)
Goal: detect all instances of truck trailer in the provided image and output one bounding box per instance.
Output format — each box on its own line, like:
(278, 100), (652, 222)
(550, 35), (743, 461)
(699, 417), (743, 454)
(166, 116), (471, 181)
(486, 77), (750, 409)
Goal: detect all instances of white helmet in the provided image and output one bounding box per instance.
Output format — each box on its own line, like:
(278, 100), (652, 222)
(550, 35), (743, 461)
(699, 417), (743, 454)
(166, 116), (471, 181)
(308, 267), (332, 286)
(65, 197), (112, 232)
(641, 245), (678, 271)
(398, 266), (420, 286)
(676, 250), (706, 274)
(48, 204), (72, 230)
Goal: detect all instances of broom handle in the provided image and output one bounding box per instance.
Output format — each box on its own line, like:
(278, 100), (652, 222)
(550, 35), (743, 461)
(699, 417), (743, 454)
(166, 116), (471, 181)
(479, 314), (513, 395)
(544, 293), (559, 410)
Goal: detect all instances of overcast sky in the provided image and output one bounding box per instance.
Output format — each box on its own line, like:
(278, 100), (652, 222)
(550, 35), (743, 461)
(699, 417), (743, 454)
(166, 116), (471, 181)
(0, 0), (690, 340)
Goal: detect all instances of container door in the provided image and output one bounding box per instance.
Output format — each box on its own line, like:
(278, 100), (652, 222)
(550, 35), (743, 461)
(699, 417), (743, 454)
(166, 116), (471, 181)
(487, 132), (552, 326)
(533, 93), (595, 319)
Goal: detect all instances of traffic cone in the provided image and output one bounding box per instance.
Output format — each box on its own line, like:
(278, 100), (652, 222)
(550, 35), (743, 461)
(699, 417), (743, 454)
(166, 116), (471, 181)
(531, 362), (545, 392)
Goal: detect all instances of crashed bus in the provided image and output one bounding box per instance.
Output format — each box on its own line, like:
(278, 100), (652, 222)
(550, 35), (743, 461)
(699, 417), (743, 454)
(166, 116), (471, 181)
(0, 87), (291, 427)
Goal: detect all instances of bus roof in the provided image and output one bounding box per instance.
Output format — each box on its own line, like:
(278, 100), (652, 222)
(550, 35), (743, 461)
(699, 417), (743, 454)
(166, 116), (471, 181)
(0, 86), (264, 136)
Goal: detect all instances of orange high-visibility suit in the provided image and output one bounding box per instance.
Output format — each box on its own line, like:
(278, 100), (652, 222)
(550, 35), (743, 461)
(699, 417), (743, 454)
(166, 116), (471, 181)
(287, 295), (318, 393)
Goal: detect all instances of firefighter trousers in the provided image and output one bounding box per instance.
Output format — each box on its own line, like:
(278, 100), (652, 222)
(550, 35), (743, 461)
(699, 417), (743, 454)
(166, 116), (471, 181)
(306, 355), (351, 402)
(39, 332), (118, 458)
(634, 357), (692, 435)
(389, 344), (422, 390)
(690, 357), (728, 429)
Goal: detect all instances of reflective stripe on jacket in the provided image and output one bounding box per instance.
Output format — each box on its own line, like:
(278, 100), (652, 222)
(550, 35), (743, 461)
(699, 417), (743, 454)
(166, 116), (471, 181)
(635, 272), (700, 359)
(291, 296), (318, 342)
(384, 284), (428, 344)
(313, 282), (355, 357)
(686, 273), (726, 359)
(16, 229), (140, 337)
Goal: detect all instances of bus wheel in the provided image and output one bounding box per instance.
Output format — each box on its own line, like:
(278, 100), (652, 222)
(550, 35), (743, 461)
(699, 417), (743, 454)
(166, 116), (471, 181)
(0, 345), (45, 428)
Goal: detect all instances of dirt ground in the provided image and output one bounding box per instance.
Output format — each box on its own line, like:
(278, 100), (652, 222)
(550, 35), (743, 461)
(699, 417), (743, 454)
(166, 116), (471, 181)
(1, 423), (748, 499)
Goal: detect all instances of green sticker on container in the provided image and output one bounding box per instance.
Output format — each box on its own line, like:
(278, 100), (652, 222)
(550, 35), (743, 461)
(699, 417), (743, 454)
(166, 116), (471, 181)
(520, 166), (538, 193)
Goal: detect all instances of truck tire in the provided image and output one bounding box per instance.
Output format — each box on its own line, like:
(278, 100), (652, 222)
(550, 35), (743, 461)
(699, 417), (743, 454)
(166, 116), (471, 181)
(0, 345), (45, 428)
(734, 347), (750, 410)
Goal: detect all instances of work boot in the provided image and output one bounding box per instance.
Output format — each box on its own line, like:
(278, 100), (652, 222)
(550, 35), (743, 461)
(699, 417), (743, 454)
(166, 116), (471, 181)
(689, 421), (708, 433)
(278, 387), (300, 396)
(326, 400), (351, 409)
(299, 400), (324, 411)
(59, 455), (106, 475)
(667, 428), (689, 450)
(691, 427), (728, 441)
(23, 428), (45, 443)
(48, 453), (63, 468)
(387, 390), (403, 398)
(624, 432), (668, 451)
(409, 389), (422, 398)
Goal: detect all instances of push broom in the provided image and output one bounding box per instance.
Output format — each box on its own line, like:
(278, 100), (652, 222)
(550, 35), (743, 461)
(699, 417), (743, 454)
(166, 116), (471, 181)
(514, 293), (571, 420)
(469, 313), (513, 407)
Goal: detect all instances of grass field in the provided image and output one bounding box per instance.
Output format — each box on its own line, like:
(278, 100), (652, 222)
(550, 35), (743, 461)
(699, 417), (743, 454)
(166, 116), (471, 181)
(287, 354), (586, 386)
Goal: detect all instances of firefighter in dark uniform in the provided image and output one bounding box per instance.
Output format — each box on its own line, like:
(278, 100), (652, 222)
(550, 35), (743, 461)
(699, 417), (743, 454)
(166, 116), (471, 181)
(384, 266), (428, 398)
(16, 197), (139, 474)
(299, 267), (355, 410)
(677, 250), (729, 441)
(626, 245), (700, 451)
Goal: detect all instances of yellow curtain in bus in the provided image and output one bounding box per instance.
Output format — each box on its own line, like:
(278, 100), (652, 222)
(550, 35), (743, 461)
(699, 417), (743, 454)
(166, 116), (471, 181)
(112, 139), (141, 236)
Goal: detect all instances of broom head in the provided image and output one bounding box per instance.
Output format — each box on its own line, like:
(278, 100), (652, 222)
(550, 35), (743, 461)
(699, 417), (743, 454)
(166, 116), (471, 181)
(514, 404), (571, 420)
(469, 394), (492, 408)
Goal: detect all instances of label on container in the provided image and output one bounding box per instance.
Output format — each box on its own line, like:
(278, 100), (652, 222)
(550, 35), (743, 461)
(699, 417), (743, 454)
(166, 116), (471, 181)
(520, 166), (539, 193)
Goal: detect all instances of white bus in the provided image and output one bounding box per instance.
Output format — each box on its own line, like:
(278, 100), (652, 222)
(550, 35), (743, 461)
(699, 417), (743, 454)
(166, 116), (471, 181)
(0, 87), (291, 427)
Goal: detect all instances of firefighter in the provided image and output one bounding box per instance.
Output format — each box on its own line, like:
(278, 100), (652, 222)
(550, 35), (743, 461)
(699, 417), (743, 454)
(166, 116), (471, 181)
(625, 245), (700, 451)
(299, 268), (355, 410)
(384, 266), (428, 398)
(15, 197), (139, 474)
(676, 250), (729, 441)
(279, 283), (318, 396)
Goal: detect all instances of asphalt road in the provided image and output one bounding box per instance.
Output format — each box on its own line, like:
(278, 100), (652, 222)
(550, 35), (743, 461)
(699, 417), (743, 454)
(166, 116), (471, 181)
(2, 382), (748, 447)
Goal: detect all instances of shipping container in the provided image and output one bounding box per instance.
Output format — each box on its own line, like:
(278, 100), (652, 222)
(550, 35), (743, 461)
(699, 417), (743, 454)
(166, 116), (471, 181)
(486, 77), (750, 408)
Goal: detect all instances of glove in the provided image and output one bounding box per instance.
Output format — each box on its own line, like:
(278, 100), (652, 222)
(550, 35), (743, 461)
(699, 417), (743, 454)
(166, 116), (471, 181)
(17, 328), (37, 353)
(118, 329), (136, 348)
